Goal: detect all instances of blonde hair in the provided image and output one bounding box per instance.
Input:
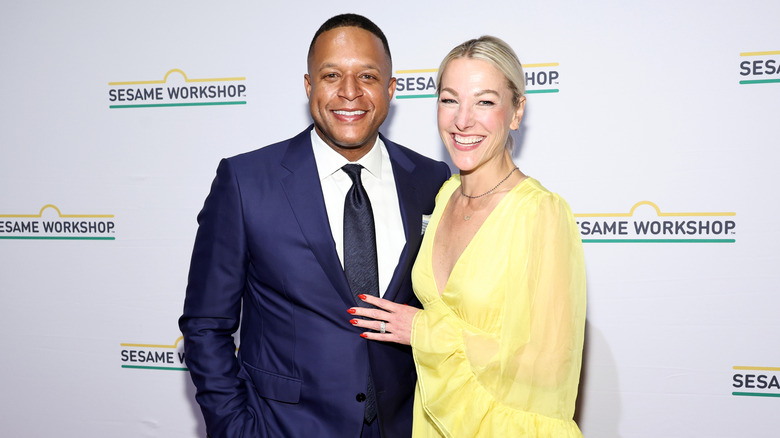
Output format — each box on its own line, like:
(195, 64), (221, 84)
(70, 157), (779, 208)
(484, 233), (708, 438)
(436, 35), (525, 108)
(437, 36), (525, 151)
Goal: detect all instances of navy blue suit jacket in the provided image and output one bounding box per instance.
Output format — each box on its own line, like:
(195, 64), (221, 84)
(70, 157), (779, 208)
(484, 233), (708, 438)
(180, 126), (450, 438)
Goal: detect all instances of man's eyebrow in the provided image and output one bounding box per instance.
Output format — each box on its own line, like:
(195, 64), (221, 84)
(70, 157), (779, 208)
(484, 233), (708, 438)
(317, 62), (381, 71)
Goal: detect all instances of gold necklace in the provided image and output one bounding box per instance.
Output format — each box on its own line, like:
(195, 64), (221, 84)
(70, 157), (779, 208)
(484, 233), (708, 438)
(461, 167), (518, 221)
(463, 196), (491, 221)
(460, 167), (518, 199)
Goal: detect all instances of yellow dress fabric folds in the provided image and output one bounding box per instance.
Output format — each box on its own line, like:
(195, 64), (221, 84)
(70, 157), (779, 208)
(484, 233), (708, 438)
(410, 175), (586, 437)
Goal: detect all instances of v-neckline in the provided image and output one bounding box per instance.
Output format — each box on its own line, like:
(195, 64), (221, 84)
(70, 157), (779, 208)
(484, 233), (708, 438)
(429, 177), (527, 296)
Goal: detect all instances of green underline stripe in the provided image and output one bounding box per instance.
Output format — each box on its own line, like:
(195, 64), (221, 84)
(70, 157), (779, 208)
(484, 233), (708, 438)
(396, 94), (438, 99)
(733, 392), (780, 398)
(0, 236), (115, 240)
(582, 239), (735, 243)
(110, 101), (246, 108)
(396, 89), (559, 99)
(739, 79), (780, 84)
(122, 365), (188, 371)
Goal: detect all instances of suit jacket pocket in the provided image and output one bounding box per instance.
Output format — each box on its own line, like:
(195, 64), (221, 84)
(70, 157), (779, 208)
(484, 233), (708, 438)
(244, 361), (302, 404)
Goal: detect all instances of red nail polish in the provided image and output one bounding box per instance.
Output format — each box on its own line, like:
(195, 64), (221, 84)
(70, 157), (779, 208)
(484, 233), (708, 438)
(358, 294), (367, 300)
(347, 308), (356, 314)
(350, 319), (358, 325)
(360, 333), (368, 338)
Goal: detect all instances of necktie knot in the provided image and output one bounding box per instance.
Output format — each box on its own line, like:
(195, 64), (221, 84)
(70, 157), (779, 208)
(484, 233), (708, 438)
(342, 164), (371, 210)
(342, 163), (364, 184)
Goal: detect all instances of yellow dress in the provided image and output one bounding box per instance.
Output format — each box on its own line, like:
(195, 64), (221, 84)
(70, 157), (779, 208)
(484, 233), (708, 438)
(410, 175), (586, 437)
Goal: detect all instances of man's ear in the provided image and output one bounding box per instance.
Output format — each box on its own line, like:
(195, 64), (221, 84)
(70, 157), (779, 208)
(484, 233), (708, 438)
(304, 74), (312, 99)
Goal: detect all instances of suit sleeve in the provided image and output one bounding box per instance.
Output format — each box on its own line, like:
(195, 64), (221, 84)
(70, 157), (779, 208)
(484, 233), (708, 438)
(179, 158), (261, 438)
(410, 193), (586, 437)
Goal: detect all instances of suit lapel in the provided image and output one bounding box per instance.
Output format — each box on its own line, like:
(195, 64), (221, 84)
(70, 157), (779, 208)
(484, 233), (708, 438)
(280, 128), (354, 306)
(382, 136), (421, 303)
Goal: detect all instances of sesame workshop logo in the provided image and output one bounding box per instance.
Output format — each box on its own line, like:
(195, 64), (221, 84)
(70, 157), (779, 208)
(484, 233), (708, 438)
(575, 201), (736, 243)
(0, 204), (115, 241)
(732, 366), (780, 398)
(523, 62), (559, 94)
(120, 336), (187, 371)
(108, 68), (246, 109)
(393, 61), (560, 99)
(394, 68), (438, 99)
(738, 50), (780, 85)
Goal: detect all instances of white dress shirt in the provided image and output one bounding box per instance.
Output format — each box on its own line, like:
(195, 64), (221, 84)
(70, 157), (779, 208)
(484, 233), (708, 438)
(310, 128), (405, 298)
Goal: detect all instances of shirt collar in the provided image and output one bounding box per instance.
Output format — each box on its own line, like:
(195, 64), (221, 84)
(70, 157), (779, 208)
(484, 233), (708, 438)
(310, 127), (384, 181)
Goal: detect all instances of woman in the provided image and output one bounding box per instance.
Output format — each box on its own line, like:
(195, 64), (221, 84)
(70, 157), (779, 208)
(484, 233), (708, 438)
(349, 36), (586, 437)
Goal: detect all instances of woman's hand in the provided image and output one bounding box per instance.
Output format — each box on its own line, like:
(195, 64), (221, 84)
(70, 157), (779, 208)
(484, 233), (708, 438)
(348, 294), (420, 345)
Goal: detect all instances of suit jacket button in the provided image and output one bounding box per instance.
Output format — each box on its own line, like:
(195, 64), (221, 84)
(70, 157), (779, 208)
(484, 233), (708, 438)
(356, 393), (366, 402)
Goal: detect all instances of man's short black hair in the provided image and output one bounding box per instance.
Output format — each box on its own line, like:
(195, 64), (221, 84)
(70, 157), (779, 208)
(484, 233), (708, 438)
(307, 13), (392, 68)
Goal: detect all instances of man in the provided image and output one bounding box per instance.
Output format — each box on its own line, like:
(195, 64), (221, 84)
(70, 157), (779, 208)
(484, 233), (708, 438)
(179, 13), (450, 438)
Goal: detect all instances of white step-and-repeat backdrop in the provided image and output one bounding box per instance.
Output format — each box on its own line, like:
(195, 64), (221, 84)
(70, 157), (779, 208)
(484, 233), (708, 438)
(2, 1), (778, 436)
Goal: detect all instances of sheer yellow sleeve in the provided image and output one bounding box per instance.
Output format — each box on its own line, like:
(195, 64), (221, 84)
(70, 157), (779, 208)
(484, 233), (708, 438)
(411, 187), (586, 437)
